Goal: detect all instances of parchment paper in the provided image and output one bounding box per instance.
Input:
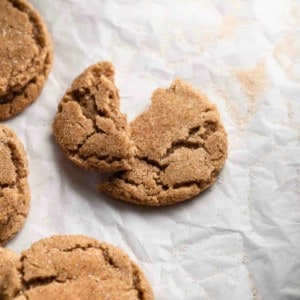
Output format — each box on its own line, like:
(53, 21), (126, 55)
(4, 0), (300, 299)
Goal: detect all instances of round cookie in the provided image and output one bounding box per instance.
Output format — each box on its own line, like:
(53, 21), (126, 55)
(0, 235), (154, 300)
(99, 79), (228, 206)
(0, 125), (30, 245)
(53, 62), (135, 172)
(0, 0), (53, 120)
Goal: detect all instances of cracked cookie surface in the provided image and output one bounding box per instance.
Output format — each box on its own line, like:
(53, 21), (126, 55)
(99, 79), (228, 206)
(0, 0), (53, 120)
(0, 125), (30, 245)
(53, 62), (135, 172)
(0, 235), (154, 300)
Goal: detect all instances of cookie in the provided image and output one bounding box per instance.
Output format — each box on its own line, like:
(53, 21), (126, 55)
(0, 235), (154, 300)
(0, 125), (30, 245)
(0, 248), (22, 299)
(53, 62), (135, 172)
(0, 0), (53, 120)
(99, 79), (228, 206)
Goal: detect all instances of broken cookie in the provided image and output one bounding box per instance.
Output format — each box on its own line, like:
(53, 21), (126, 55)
(100, 79), (228, 206)
(0, 0), (53, 120)
(0, 125), (30, 245)
(0, 235), (154, 300)
(53, 62), (135, 172)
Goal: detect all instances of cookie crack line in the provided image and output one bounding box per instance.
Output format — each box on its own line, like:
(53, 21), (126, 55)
(63, 88), (130, 165)
(65, 88), (115, 154)
(162, 140), (202, 158)
(161, 120), (219, 160)
(0, 139), (26, 197)
(69, 88), (110, 123)
(0, 183), (14, 193)
(135, 122), (215, 170)
(0, 76), (37, 105)
(7, 141), (27, 194)
(69, 128), (126, 164)
(16, 245), (101, 292)
(0, 210), (27, 229)
(135, 121), (217, 169)
(117, 170), (212, 194)
(132, 266), (146, 300)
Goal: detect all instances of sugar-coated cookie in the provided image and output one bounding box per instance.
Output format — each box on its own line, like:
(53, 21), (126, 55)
(0, 125), (30, 245)
(0, 235), (154, 300)
(53, 62), (135, 172)
(0, 0), (53, 120)
(100, 79), (228, 206)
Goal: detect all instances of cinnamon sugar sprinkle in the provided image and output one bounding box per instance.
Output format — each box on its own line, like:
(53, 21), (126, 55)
(233, 60), (268, 102)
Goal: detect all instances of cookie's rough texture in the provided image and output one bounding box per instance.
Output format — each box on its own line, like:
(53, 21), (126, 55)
(0, 248), (22, 300)
(0, 0), (53, 120)
(100, 79), (228, 206)
(0, 235), (154, 300)
(53, 62), (135, 172)
(0, 125), (30, 245)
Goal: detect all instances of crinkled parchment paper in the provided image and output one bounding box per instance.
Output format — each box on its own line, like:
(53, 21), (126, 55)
(4, 0), (300, 299)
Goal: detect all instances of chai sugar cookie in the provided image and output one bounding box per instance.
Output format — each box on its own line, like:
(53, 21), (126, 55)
(0, 0), (53, 120)
(0, 125), (30, 245)
(0, 235), (154, 300)
(100, 79), (228, 206)
(53, 62), (135, 172)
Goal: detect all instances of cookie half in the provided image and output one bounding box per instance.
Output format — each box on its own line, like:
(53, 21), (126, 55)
(100, 79), (228, 206)
(0, 0), (53, 120)
(0, 235), (154, 300)
(53, 62), (135, 172)
(0, 125), (30, 245)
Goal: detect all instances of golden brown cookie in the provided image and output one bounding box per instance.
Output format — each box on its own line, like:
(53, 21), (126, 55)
(100, 79), (228, 206)
(0, 248), (22, 300)
(0, 0), (53, 120)
(53, 62), (135, 172)
(0, 235), (154, 300)
(0, 125), (30, 245)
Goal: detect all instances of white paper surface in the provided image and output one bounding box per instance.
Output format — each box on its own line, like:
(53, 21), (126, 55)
(4, 0), (300, 299)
